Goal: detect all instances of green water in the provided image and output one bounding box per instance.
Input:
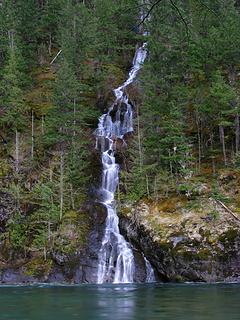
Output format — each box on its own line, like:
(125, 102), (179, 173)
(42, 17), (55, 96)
(0, 283), (239, 320)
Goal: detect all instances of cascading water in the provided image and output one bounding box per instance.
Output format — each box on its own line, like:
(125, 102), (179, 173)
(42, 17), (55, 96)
(144, 257), (156, 283)
(95, 43), (155, 284)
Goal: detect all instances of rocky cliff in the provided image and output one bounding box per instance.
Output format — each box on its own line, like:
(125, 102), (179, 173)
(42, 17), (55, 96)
(120, 195), (240, 283)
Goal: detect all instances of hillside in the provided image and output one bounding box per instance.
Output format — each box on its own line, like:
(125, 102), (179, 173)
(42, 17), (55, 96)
(0, 0), (240, 283)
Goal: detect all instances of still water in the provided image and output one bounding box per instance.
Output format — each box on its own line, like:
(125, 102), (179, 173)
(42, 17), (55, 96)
(0, 283), (239, 320)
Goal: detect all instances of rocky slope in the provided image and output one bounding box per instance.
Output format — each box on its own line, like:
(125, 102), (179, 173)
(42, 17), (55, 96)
(120, 193), (240, 283)
(0, 201), (104, 284)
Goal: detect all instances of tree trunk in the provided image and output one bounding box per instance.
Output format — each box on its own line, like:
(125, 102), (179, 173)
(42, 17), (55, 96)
(8, 30), (14, 51)
(48, 221), (51, 242)
(219, 125), (227, 166)
(210, 133), (216, 176)
(15, 129), (19, 173)
(41, 115), (45, 135)
(59, 150), (64, 220)
(48, 33), (52, 56)
(196, 114), (201, 172)
(137, 106), (143, 169)
(146, 175), (150, 198)
(73, 98), (76, 138)
(43, 246), (47, 261)
(70, 183), (75, 210)
(169, 149), (173, 176)
(154, 175), (157, 199)
(49, 167), (54, 208)
(235, 113), (239, 153)
(31, 110), (34, 159)
(228, 66), (239, 154)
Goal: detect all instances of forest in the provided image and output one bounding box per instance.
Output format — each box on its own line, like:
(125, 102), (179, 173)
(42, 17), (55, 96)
(0, 0), (240, 283)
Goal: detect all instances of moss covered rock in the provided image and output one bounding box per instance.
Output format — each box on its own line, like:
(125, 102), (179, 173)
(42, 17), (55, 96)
(120, 196), (240, 283)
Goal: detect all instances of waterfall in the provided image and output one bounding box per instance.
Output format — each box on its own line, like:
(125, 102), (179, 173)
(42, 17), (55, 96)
(144, 257), (156, 283)
(95, 43), (155, 284)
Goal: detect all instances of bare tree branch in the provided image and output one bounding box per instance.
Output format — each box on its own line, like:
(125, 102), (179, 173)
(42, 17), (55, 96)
(195, 0), (219, 18)
(137, 0), (165, 28)
(50, 49), (62, 65)
(169, 0), (190, 40)
(137, 0), (221, 36)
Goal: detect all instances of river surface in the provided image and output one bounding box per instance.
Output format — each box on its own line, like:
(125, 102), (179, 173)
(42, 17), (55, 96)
(0, 283), (239, 320)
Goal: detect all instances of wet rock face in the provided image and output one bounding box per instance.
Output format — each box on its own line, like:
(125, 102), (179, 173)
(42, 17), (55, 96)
(119, 199), (240, 283)
(48, 202), (105, 284)
(0, 202), (104, 284)
(0, 269), (35, 284)
(0, 252), (99, 284)
(132, 250), (150, 283)
(50, 250), (99, 284)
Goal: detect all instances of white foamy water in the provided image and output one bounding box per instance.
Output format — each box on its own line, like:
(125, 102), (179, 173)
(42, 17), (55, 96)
(95, 43), (155, 283)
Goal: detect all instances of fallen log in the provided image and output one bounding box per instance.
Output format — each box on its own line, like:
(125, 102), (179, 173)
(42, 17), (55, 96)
(215, 199), (240, 222)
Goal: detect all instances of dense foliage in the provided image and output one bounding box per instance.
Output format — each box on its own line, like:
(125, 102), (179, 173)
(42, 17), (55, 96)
(0, 0), (139, 256)
(121, 0), (240, 200)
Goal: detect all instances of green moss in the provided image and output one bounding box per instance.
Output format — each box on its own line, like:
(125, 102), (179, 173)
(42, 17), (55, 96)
(173, 247), (212, 262)
(205, 233), (216, 245)
(102, 63), (125, 86)
(120, 207), (132, 217)
(76, 212), (91, 245)
(0, 160), (11, 177)
(207, 264), (212, 274)
(174, 275), (184, 283)
(159, 241), (172, 251)
(53, 211), (91, 255)
(0, 238), (11, 260)
(177, 249), (194, 261)
(208, 210), (220, 220)
(62, 210), (78, 222)
(156, 197), (187, 213)
(199, 228), (209, 237)
(186, 200), (202, 210)
(196, 249), (212, 260)
(218, 253), (229, 262)
(236, 207), (240, 214)
(219, 229), (239, 244)
(24, 258), (52, 277)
